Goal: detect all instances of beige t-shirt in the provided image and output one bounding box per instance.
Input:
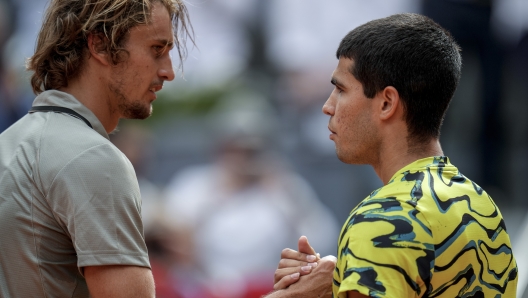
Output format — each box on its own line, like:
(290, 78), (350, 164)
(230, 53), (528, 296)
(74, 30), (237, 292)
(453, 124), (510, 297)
(0, 90), (149, 297)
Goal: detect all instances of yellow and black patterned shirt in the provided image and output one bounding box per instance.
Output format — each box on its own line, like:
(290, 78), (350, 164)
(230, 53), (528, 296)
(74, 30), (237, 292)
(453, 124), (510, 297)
(333, 156), (518, 298)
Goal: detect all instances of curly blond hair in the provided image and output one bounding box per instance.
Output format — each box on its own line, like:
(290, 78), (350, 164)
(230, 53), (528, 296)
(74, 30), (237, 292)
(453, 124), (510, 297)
(27, 0), (193, 94)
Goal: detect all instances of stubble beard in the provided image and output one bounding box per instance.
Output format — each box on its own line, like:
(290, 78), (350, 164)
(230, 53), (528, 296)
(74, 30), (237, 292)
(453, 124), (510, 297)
(119, 96), (152, 120)
(109, 78), (152, 120)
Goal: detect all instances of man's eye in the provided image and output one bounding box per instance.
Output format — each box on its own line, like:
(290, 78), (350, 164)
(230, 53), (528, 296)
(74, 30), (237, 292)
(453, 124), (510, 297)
(153, 46), (165, 54)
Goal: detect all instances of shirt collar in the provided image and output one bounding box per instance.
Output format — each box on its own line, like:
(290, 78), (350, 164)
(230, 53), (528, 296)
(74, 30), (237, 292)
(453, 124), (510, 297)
(388, 156), (452, 183)
(32, 90), (109, 140)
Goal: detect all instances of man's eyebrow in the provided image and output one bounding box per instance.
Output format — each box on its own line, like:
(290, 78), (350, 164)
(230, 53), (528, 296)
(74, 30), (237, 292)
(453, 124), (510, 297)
(154, 39), (175, 49)
(331, 78), (344, 88)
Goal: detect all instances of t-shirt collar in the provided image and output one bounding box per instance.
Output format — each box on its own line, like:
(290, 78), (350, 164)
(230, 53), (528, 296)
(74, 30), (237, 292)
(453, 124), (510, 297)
(388, 156), (452, 183)
(32, 90), (109, 140)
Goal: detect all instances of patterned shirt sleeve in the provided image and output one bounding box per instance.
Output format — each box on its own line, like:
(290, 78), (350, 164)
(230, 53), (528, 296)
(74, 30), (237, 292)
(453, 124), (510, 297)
(335, 196), (434, 298)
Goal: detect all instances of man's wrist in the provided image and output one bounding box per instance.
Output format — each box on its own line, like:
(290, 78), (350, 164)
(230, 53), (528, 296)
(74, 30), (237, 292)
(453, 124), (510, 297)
(263, 288), (293, 298)
(265, 286), (307, 298)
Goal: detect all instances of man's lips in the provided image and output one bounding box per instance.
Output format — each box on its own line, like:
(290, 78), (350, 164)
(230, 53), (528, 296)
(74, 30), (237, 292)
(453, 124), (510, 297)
(328, 126), (336, 139)
(149, 85), (163, 93)
(147, 85), (163, 101)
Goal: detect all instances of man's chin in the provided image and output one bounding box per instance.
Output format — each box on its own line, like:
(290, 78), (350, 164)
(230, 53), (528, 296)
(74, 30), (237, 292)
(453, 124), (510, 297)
(123, 105), (152, 120)
(336, 152), (366, 165)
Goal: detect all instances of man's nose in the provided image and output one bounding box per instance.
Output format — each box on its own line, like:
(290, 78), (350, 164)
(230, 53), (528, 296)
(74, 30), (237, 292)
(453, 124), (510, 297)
(159, 54), (175, 81)
(322, 97), (335, 116)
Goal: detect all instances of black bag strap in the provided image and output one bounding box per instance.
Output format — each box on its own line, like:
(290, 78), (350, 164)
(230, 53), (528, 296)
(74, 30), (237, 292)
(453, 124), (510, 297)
(29, 106), (93, 129)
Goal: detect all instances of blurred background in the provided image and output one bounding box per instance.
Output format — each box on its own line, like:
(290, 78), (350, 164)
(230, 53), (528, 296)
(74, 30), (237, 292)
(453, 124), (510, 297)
(1, 0), (527, 297)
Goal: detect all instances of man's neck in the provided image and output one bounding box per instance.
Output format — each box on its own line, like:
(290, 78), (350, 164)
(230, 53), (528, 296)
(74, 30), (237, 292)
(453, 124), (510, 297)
(60, 75), (118, 134)
(373, 138), (443, 185)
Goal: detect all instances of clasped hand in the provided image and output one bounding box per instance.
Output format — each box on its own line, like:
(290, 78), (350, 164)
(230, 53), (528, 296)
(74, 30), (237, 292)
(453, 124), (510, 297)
(270, 236), (337, 298)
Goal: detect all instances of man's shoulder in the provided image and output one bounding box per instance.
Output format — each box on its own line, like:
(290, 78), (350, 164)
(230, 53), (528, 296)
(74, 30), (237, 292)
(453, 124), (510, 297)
(40, 124), (121, 167)
(37, 124), (132, 191)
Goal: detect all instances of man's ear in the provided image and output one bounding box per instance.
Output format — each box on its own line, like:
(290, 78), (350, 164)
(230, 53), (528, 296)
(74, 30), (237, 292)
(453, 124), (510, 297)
(87, 33), (111, 66)
(378, 86), (401, 121)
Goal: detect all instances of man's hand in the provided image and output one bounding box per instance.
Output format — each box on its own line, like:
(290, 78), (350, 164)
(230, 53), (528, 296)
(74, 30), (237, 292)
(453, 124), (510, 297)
(265, 257), (337, 298)
(265, 236), (337, 298)
(286, 255), (336, 298)
(274, 236), (320, 290)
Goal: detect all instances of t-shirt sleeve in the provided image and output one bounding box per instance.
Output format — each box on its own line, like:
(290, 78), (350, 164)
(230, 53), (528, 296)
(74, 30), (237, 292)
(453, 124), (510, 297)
(46, 143), (150, 271)
(335, 198), (434, 297)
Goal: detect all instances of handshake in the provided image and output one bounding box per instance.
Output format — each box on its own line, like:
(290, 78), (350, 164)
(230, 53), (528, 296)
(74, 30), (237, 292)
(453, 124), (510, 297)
(265, 236), (337, 298)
